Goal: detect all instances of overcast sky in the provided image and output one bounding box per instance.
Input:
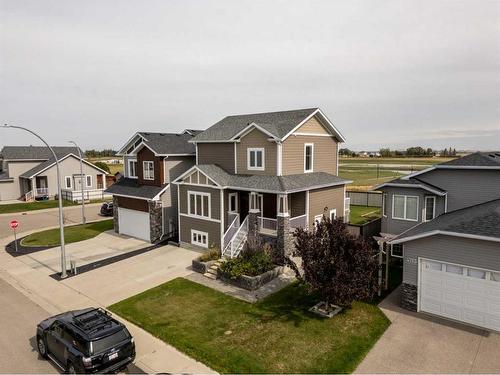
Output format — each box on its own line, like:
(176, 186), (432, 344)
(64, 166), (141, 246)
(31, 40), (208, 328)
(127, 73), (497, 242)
(1, 0), (499, 151)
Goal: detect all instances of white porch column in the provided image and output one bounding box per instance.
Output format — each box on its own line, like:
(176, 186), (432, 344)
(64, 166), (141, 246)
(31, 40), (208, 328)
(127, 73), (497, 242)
(249, 191), (260, 213)
(277, 194), (289, 217)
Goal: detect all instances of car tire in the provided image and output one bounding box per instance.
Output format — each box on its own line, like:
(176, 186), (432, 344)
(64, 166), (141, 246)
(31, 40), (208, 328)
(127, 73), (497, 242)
(37, 336), (48, 359)
(66, 361), (77, 374)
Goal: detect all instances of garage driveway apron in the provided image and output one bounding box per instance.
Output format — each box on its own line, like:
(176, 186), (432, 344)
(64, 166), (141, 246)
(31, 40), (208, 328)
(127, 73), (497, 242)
(0, 232), (213, 374)
(355, 286), (500, 374)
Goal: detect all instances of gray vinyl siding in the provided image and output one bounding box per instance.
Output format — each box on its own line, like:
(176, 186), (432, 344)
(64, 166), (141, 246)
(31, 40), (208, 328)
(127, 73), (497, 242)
(417, 169), (500, 212)
(380, 187), (445, 235)
(179, 215), (221, 249)
(402, 235), (500, 286)
(0, 161), (40, 200)
(164, 156), (195, 183)
(160, 185), (178, 235)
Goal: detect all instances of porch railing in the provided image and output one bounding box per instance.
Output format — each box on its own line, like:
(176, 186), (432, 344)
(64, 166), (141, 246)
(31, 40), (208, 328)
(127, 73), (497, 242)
(24, 190), (34, 202)
(344, 197), (351, 223)
(223, 213), (240, 249)
(289, 214), (307, 230)
(35, 188), (49, 196)
(222, 215), (248, 258)
(258, 216), (277, 234)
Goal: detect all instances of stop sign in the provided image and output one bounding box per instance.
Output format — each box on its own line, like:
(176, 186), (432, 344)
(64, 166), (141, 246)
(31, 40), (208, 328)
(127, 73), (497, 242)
(9, 220), (19, 230)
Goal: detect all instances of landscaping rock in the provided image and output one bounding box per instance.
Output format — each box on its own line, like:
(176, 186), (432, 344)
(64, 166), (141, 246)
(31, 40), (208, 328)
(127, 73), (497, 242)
(217, 266), (283, 291)
(192, 258), (217, 274)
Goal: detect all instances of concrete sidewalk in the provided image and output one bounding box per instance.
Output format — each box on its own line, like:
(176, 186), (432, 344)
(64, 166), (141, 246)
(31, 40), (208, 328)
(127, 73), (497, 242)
(355, 286), (500, 374)
(0, 234), (214, 374)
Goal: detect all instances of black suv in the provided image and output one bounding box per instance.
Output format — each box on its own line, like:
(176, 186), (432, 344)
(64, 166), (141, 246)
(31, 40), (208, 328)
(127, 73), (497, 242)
(100, 202), (113, 217)
(36, 308), (135, 374)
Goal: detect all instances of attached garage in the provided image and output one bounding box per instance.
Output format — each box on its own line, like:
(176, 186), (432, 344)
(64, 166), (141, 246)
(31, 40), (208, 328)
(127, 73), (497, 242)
(118, 207), (150, 242)
(419, 258), (500, 332)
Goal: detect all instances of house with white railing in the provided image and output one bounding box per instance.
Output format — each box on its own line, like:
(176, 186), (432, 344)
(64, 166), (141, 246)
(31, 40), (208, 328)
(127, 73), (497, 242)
(173, 108), (352, 259)
(0, 146), (110, 202)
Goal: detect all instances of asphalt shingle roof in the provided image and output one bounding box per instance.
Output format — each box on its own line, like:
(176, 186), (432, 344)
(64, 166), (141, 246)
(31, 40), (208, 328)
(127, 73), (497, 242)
(0, 146), (81, 160)
(195, 164), (350, 193)
(137, 132), (200, 155)
(191, 108), (319, 142)
(104, 177), (166, 199)
(440, 152), (500, 167)
(392, 198), (500, 242)
(376, 177), (447, 195)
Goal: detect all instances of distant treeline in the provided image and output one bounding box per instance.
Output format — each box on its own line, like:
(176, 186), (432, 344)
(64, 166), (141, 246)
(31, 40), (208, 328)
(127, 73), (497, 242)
(85, 149), (117, 158)
(340, 146), (458, 158)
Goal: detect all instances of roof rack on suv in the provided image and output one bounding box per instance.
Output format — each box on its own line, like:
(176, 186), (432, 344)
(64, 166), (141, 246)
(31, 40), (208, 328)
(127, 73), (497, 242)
(71, 308), (114, 335)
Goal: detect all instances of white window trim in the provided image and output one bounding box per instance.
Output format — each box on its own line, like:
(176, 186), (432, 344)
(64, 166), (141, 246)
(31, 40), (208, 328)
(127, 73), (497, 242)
(128, 159), (138, 178)
(392, 194), (419, 222)
(191, 229), (208, 248)
(85, 175), (92, 188)
(424, 196), (436, 222)
(247, 147), (265, 171)
(228, 192), (238, 213)
(64, 176), (72, 189)
(187, 190), (211, 219)
(304, 143), (314, 173)
(382, 193), (387, 217)
(329, 208), (337, 220)
(391, 244), (404, 258)
(143, 161), (154, 180)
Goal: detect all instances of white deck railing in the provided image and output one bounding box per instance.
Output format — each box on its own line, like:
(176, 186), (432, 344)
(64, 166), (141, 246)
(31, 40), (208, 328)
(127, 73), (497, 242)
(222, 215), (248, 258)
(258, 216), (277, 235)
(60, 189), (112, 203)
(34, 188), (49, 196)
(24, 190), (34, 202)
(289, 214), (307, 230)
(223, 213), (240, 249)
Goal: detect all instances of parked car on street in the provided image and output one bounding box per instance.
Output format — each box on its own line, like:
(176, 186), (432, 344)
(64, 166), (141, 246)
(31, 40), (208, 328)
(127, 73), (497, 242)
(100, 202), (114, 217)
(36, 308), (135, 374)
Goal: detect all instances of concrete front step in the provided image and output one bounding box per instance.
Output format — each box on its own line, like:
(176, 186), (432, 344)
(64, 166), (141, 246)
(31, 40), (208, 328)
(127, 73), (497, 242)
(203, 272), (217, 280)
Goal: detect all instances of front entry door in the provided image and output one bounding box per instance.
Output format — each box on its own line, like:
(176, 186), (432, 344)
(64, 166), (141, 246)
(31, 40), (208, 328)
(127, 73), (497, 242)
(74, 175), (83, 191)
(240, 193), (249, 221)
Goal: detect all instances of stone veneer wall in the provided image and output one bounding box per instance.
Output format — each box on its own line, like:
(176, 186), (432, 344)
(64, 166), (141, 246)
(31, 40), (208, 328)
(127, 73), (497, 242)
(276, 216), (294, 265)
(247, 211), (259, 245)
(149, 201), (163, 243)
(112, 196), (119, 233)
(401, 283), (418, 311)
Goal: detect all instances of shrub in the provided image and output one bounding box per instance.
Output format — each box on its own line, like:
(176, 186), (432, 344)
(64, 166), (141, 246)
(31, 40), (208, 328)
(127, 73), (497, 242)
(220, 247), (274, 279)
(198, 245), (220, 262)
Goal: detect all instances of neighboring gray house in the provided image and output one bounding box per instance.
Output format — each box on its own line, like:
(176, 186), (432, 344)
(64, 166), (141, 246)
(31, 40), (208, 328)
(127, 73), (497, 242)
(105, 130), (202, 243)
(374, 152), (500, 331)
(0, 146), (109, 202)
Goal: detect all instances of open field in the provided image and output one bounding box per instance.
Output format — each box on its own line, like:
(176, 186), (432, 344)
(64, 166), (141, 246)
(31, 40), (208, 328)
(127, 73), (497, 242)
(339, 156), (456, 190)
(110, 278), (389, 374)
(349, 205), (382, 225)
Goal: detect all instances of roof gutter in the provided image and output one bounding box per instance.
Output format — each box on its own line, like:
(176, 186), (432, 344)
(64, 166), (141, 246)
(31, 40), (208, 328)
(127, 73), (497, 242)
(389, 230), (500, 244)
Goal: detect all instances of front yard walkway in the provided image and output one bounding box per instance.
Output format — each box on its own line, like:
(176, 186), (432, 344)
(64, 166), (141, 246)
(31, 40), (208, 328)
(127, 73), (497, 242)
(355, 286), (500, 373)
(110, 277), (390, 374)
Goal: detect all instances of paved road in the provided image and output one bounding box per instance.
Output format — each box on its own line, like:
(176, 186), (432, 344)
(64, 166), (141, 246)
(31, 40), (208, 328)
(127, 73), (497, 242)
(0, 204), (104, 239)
(0, 278), (57, 373)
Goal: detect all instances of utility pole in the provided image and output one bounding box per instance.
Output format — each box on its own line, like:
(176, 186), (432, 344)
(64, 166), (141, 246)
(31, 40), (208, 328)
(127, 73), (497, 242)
(3, 124), (68, 278)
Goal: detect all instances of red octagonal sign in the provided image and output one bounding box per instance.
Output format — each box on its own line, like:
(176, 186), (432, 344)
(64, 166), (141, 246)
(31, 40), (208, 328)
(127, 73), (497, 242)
(9, 220), (19, 230)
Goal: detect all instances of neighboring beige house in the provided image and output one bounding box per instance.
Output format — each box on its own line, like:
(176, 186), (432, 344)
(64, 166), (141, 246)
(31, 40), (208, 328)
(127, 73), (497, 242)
(173, 108), (352, 258)
(105, 130), (202, 243)
(0, 146), (109, 202)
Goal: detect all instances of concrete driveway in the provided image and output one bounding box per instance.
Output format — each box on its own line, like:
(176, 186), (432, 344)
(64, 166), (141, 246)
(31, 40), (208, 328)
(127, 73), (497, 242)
(0, 203), (104, 239)
(356, 287), (500, 374)
(0, 232), (213, 374)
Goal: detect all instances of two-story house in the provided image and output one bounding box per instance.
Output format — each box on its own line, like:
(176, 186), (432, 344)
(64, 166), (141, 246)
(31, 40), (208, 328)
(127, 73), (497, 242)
(172, 108), (351, 259)
(374, 152), (500, 331)
(106, 130), (202, 243)
(0, 146), (109, 202)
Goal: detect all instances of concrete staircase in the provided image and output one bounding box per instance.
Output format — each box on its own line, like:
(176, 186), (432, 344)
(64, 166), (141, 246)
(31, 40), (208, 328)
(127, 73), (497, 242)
(203, 260), (221, 280)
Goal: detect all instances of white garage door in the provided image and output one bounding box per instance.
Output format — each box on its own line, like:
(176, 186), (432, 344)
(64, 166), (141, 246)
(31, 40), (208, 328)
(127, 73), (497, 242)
(419, 258), (500, 331)
(118, 207), (150, 242)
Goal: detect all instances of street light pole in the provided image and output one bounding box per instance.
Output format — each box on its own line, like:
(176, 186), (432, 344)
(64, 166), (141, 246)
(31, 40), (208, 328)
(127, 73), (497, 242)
(69, 141), (86, 224)
(3, 124), (68, 278)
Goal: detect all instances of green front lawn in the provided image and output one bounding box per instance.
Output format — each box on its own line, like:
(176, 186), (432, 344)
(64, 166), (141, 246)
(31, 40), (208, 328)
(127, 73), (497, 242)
(0, 199), (78, 214)
(349, 205), (381, 225)
(109, 278), (389, 374)
(20, 219), (113, 247)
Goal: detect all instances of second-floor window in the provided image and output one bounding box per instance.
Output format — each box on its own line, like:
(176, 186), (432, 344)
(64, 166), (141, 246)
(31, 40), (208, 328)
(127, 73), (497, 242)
(424, 196), (436, 221)
(143, 161), (154, 180)
(188, 191), (211, 218)
(247, 148), (265, 171)
(128, 160), (138, 178)
(304, 143), (314, 172)
(392, 195), (418, 221)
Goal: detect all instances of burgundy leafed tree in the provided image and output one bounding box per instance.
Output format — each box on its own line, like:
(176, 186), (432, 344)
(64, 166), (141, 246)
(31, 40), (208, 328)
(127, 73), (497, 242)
(288, 217), (379, 308)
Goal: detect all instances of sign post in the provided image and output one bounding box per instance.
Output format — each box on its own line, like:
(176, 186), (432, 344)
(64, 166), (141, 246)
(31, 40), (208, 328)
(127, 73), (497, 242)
(10, 220), (19, 252)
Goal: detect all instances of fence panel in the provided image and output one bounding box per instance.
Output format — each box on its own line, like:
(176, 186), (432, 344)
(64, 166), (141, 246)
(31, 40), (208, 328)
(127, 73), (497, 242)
(346, 191), (382, 207)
